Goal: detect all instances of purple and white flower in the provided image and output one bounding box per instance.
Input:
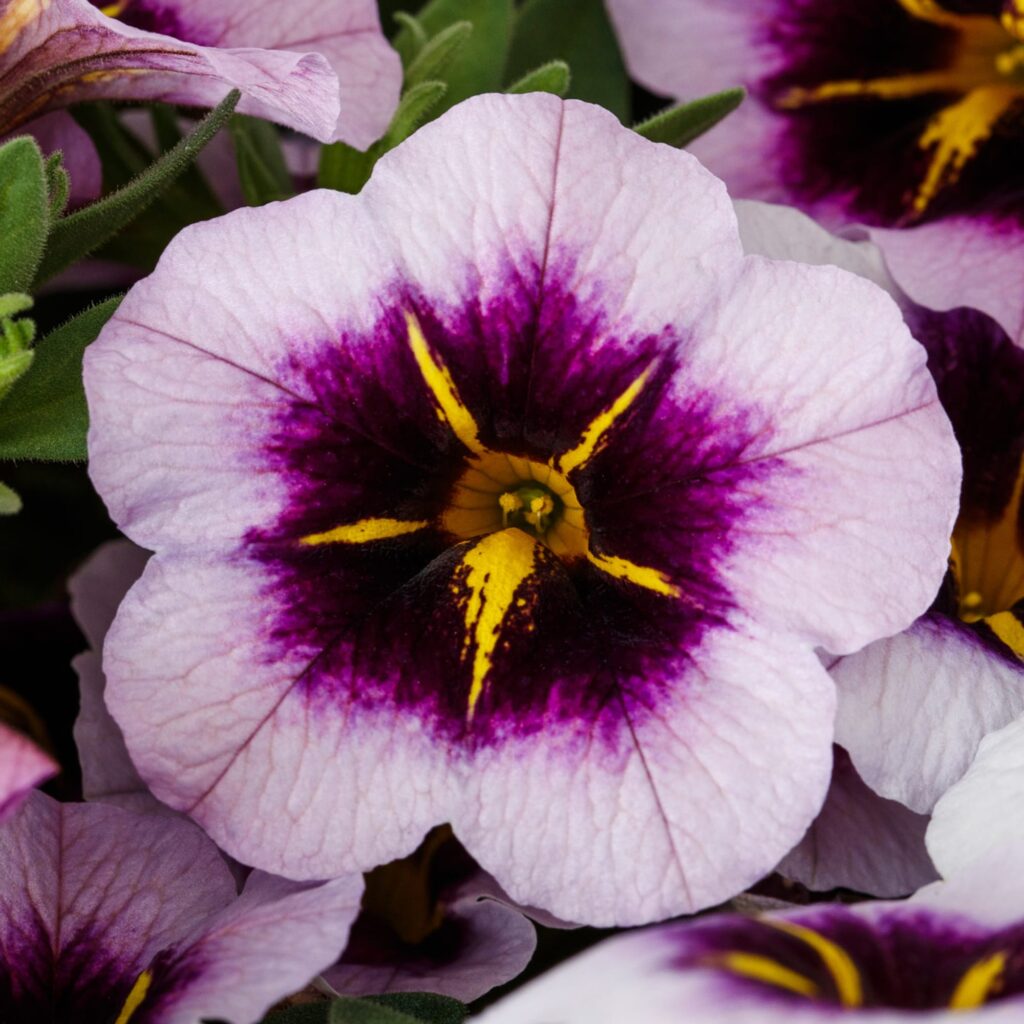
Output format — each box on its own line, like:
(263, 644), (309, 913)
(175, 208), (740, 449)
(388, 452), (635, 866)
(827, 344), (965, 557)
(0, 789), (361, 1023)
(84, 93), (959, 925)
(607, 0), (1024, 342)
(0, 0), (400, 152)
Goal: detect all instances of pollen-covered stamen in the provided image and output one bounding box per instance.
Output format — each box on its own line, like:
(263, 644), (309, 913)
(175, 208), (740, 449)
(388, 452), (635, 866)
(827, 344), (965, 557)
(500, 484), (559, 534)
(950, 950), (1008, 1009)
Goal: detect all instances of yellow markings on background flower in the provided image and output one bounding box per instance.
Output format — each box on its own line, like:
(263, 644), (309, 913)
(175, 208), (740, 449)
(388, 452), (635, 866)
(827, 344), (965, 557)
(587, 550), (679, 597)
(100, 0), (130, 16)
(777, 70), (987, 109)
(406, 311), (485, 456)
(557, 366), (652, 476)
(456, 528), (539, 718)
(913, 85), (1017, 214)
(0, 0), (49, 55)
(114, 970), (153, 1024)
(299, 517), (430, 546)
(949, 951), (1007, 1009)
(767, 921), (863, 1008)
(1004, 0), (1024, 42)
(896, 0), (983, 28)
(713, 952), (820, 1000)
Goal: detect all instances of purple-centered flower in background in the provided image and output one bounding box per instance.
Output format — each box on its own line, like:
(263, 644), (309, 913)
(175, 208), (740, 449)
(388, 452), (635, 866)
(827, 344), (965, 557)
(70, 539), (541, 1003)
(0, 0), (400, 169)
(735, 199), (1024, 898)
(0, 790), (362, 1024)
(84, 93), (959, 926)
(476, 849), (1024, 1022)
(607, 0), (1024, 343)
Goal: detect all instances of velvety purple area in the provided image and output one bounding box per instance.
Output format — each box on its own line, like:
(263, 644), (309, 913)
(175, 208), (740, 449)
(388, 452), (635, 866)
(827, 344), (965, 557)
(758, 0), (1024, 226)
(89, 0), (212, 44)
(672, 906), (1024, 1009)
(247, 258), (777, 750)
(133, 944), (206, 1024)
(0, 910), (142, 1023)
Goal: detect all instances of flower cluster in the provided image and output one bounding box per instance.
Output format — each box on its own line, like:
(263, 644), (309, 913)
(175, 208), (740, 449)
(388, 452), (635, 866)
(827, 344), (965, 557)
(1, 1), (1022, 1021)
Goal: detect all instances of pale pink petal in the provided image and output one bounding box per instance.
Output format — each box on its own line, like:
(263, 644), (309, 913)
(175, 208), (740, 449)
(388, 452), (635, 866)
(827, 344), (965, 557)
(0, 723), (55, 821)
(833, 615), (1024, 814)
(777, 746), (937, 897)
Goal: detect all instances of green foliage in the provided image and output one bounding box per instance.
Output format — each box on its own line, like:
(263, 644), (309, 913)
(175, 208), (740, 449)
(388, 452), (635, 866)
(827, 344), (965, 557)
(0, 297), (120, 462)
(318, 81), (448, 194)
(260, 994), (467, 1024)
(404, 20), (473, 88)
(36, 90), (239, 283)
(230, 114), (295, 206)
(633, 88), (746, 148)
(506, 0), (630, 120)
(0, 480), (20, 514)
(393, 0), (514, 111)
(44, 153), (70, 219)
(506, 60), (571, 97)
(0, 294), (36, 405)
(0, 138), (49, 294)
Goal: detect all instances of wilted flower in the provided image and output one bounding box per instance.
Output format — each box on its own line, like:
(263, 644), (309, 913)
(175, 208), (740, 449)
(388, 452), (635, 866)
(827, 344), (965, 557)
(0, 0), (400, 148)
(607, 0), (1024, 341)
(85, 93), (959, 925)
(0, 790), (361, 1023)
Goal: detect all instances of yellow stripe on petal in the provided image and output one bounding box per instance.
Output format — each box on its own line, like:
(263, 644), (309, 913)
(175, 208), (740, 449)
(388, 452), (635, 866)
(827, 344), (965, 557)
(114, 970), (153, 1024)
(896, 0), (981, 27)
(768, 921), (863, 1008)
(984, 610), (1024, 657)
(557, 367), (652, 476)
(714, 952), (819, 1000)
(300, 518), (430, 546)
(406, 311), (485, 456)
(777, 70), (986, 110)
(913, 86), (1018, 215)
(950, 951), (1007, 1009)
(457, 528), (539, 718)
(587, 550), (679, 598)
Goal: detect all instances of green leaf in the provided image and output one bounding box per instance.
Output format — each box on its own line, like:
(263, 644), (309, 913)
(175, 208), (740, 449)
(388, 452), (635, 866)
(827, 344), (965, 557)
(44, 152), (70, 219)
(633, 88), (745, 148)
(36, 90), (239, 283)
(0, 294), (32, 320)
(0, 296), (120, 462)
(327, 998), (420, 1024)
(230, 114), (294, 206)
(506, 0), (630, 120)
(0, 481), (21, 514)
(404, 20), (473, 88)
(317, 140), (378, 194)
(392, 11), (429, 52)
(384, 80), (448, 147)
(0, 137), (49, 293)
(367, 994), (467, 1024)
(393, 0), (513, 111)
(506, 59), (571, 97)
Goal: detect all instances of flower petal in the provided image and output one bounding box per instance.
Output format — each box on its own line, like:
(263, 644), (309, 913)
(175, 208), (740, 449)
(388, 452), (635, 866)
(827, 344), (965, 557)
(777, 746), (937, 897)
(0, 723), (55, 822)
(832, 614), (1024, 814)
(14, 110), (101, 205)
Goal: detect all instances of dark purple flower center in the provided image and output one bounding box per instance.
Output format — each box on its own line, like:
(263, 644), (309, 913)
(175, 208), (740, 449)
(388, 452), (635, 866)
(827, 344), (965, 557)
(247, 260), (778, 749)
(677, 908), (1024, 1010)
(758, 0), (1024, 225)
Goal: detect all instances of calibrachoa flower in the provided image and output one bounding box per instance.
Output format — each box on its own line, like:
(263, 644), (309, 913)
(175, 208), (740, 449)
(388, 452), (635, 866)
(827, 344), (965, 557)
(735, 199), (1024, 897)
(0, 0), (400, 148)
(0, 790), (362, 1023)
(69, 540), (538, 1002)
(475, 855), (1024, 1022)
(0, 721), (54, 821)
(85, 93), (959, 925)
(607, 0), (1024, 342)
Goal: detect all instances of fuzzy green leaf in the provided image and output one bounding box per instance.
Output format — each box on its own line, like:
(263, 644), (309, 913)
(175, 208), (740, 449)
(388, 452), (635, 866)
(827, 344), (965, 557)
(366, 994), (467, 1024)
(317, 141), (377, 194)
(633, 88), (745, 148)
(0, 297), (120, 462)
(0, 137), (49, 293)
(506, 0), (630, 120)
(36, 90), (239, 283)
(385, 80), (448, 147)
(327, 999), (420, 1024)
(404, 20), (473, 88)
(394, 0), (513, 111)
(392, 11), (429, 52)
(44, 152), (70, 219)
(506, 59), (571, 96)
(259, 1005), (330, 1024)
(230, 114), (294, 206)
(0, 481), (21, 514)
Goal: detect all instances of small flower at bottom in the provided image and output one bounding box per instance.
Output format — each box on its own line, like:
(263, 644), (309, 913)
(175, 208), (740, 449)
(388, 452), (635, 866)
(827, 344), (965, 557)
(0, 790), (361, 1024)
(85, 93), (960, 925)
